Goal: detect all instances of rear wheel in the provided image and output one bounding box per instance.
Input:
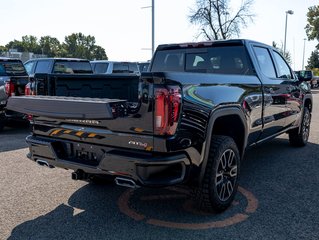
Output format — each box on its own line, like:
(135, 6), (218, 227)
(193, 135), (240, 212)
(289, 107), (311, 147)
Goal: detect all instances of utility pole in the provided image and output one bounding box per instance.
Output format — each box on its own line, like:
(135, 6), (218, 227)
(152, 0), (155, 56)
(302, 38), (306, 70)
(283, 10), (294, 55)
(142, 0), (155, 58)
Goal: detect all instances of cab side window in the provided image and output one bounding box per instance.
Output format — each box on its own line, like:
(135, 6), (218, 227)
(253, 46), (276, 78)
(24, 61), (35, 75)
(273, 51), (292, 79)
(94, 63), (108, 73)
(34, 60), (50, 74)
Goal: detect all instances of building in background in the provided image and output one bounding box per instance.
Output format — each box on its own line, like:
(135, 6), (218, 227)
(0, 49), (47, 62)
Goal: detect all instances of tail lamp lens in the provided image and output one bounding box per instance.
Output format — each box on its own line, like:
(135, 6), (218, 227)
(25, 83), (32, 96)
(154, 86), (181, 135)
(5, 81), (15, 97)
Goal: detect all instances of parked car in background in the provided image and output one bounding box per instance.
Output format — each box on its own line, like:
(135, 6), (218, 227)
(24, 58), (93, 96)
(313, 76), (319, 88)
(90, 61), (140, 75)
(138, 61), (150, 73)
(0, 58), (29, 131)
(295, 70), (317, 88)
(24, 58), (93, 76)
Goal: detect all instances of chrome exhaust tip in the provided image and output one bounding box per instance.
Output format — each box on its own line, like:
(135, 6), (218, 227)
(115, 177), (138, 188)
(36, 160), (54, 168)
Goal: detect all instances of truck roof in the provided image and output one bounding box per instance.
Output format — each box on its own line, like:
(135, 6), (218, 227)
(156, 39), (271, 51)
(27, 58), (90, 62)
(0, 57), (22, 62)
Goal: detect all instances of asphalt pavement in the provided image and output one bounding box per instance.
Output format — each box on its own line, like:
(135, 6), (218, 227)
(0, 91), (319, 240)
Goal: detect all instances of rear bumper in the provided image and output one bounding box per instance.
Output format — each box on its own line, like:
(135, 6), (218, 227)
(26, 135), (191, 186)
(1, 109), (26, 121)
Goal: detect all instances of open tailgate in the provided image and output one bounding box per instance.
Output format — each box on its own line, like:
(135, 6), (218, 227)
(6, 96), (126, 119)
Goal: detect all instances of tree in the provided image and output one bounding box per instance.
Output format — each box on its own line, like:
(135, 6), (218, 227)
(5, 36), (41, 53)
(62, 33), (107, 60)
(21, 35), (41, 53)
(306, 50), (319, 69)
(0, 46), (7, 55)
(5, 40), (25, 52)
(189, 0), (255, 40)
(39, 36), (62, 57)
(305, 5), (319, 42)
(272, 41), (292, 65)
(92, 46), (108, 60)
(3, 33), (108, 60)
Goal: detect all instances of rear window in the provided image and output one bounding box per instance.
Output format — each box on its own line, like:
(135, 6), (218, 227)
(0, 61), (27, 76)
(112, 63), (139, 74)
(300, 70), (313, 79)
(151, 45), (254, 75)
(53, 61), (93, 74)
(138, 63), (150, 72)
(93, 62), (109, 73)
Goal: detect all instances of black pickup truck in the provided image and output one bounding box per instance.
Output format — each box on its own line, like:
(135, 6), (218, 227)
(23, 58), (93, 95)
(0, 58), (29, 131)
(8, 39), (312, 212)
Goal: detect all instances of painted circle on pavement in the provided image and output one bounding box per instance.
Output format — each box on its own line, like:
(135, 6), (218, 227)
(118, 186), (258, 230)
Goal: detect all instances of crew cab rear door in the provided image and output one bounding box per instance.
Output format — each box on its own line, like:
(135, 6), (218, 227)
(270, 50), (302, 128)
(251, 44), (300, 139)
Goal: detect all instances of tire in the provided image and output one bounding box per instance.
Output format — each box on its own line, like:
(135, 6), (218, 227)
(193, 135), (240, 212)
(289, 107), (311, 147)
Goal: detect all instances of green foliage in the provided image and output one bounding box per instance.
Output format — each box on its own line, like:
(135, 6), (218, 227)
(92, 46), (107, 60)
(272, 41), (292, 65)
(21, 35), (41, 53)
(62, 33), (107, 60)
(0, 45), (7, 54)
(305, 5), (319, 42)
(306, 50), (319, 70)
(5, 39), (25, 52)
(3, 33), (107, 60)
(39, 36), (62, 57)
(312, 68), (319, 76)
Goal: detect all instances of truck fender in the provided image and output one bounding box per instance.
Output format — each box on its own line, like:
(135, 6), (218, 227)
(302, 94), (312, 112)
(198, 106), (248, 185)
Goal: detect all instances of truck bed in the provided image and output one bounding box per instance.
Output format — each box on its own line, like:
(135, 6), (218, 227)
(33, 73), (140, 102)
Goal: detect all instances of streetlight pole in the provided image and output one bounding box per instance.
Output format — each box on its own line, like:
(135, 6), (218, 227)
(302, 38), (306, 70)
(142, 0), (155, 57)
(152, 0), (155, 56)
(283, 10), (294, 55)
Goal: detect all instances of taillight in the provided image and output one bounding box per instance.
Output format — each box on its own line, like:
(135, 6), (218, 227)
(5, 80), (15, 97)
(27, 114), (33, 122)
(25, 82), (32, 96)
(154, 86), (181, 135)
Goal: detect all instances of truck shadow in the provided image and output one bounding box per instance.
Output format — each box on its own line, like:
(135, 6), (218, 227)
(7, 138), (319, 239)
(0, 124), (29, 152)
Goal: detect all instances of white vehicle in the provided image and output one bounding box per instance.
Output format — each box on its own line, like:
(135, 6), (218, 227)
(90, 61), (140, 75)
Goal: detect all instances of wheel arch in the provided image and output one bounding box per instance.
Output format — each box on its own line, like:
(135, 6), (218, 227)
(198, 106), (248, 185)
(304, 95), (312, 112)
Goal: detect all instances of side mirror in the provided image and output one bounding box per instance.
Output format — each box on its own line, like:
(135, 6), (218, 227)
(295, 70), (313, 82)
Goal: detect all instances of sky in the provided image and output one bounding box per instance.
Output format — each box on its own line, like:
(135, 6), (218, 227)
(0, 0), (318, 70)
